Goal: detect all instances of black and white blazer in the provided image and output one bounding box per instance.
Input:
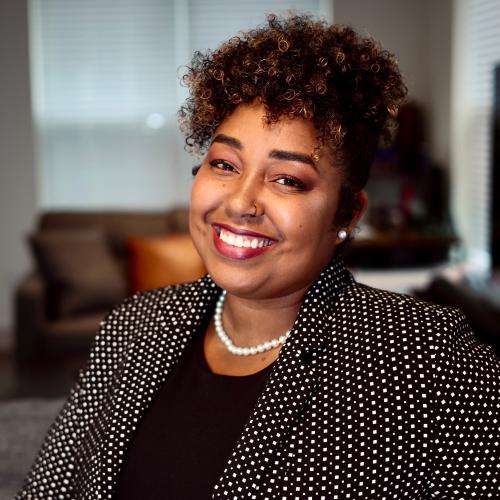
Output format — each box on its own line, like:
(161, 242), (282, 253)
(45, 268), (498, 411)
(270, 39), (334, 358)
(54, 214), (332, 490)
(17, 260), (500, 499)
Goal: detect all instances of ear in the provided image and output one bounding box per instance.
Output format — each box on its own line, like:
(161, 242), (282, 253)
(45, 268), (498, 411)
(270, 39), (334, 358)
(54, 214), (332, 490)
(348, 190), (368, 230)
(335, 190), (368, 243)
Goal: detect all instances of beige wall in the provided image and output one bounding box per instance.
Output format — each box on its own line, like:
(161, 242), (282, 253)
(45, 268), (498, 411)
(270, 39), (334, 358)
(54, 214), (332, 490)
(334, 0), (453, 167)
(0, 0), (38, 344)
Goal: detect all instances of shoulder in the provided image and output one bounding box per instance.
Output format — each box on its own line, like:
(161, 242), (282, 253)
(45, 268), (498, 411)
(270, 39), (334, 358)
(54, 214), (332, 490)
(324, 278), (499, 393)
(91, 278), (210, 359)
(334, 280), (474, 354)
(71, 278), (215, 401)
(95, 285), (177, 339)
(341, 280), (464, 322)
(102, 278), (208, 324)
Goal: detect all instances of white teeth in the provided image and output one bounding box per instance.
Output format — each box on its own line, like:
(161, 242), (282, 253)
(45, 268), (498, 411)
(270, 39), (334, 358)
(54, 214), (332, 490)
(218, 228), (272, 249)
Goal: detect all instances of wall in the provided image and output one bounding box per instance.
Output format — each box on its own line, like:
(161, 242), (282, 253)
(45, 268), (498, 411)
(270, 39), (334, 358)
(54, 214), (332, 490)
(334, 0), (453, 168)
(425, 0), (453, 168)
(0, 1), (38, 346)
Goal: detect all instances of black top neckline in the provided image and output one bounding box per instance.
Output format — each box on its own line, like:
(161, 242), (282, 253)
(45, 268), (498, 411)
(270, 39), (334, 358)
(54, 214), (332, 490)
(196, 331), (277, 379)
(114, 329), (275, 500)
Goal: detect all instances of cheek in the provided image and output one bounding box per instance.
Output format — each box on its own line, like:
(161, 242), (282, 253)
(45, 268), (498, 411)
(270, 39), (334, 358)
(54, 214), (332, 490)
(279, 195), (337, 241)
(189, 176), (211, 241)
(190, 172), (206, 203)
(190, 172), (219, 216)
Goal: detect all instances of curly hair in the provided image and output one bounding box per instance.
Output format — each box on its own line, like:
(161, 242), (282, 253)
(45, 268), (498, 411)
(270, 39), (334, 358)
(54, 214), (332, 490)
(179, 13), (407, 226)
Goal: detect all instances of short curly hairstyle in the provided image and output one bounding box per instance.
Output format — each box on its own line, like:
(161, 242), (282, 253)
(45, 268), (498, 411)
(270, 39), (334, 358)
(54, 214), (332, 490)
(179, 13), (407, 226)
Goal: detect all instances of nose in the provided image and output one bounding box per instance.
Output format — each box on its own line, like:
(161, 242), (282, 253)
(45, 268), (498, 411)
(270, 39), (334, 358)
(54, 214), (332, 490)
(224, 174), (263, 219)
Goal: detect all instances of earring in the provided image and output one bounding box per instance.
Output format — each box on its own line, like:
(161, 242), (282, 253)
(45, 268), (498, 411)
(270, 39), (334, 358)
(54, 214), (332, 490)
(337, 229), (348, 240)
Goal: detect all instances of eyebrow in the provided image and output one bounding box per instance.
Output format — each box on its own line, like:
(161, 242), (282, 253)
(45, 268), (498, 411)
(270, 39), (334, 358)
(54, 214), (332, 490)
(269, 149), (317, 170)
(212, 134), (243, 150)
(212, 133), (317, 170)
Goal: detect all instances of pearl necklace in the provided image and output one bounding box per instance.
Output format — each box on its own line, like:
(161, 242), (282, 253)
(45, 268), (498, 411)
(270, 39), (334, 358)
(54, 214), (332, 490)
(214, 291), (292, 356)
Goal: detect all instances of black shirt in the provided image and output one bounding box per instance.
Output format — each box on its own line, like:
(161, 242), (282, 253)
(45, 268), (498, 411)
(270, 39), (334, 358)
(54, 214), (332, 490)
(114, 331), (273, 500)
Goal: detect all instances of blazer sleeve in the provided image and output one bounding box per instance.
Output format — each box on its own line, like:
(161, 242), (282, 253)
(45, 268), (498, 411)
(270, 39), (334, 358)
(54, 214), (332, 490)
(15, 294), (144, 500)
(429, 309), (500, 498)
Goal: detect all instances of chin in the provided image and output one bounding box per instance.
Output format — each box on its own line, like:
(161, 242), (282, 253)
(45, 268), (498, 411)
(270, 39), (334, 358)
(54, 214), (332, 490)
(205, 262), (262, 296)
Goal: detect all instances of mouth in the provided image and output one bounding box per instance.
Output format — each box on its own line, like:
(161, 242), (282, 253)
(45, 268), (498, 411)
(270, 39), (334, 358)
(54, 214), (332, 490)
(211, 223), (277, 259)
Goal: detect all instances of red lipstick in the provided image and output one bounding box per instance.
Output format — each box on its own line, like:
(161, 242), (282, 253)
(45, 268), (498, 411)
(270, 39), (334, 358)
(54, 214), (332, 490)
(211, 224), (276, 260)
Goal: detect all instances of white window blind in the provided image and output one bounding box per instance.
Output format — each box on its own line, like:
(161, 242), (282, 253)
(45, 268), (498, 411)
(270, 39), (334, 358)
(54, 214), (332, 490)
(189, 0), (327, 54)
(451, 0), (500, 277)
(29, 0), (331, 210)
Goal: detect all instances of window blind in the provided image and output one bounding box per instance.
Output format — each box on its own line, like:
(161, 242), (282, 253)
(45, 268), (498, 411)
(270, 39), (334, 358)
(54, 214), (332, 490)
(29, 0), (329, 210)
(32, 0), (176, 123)
(190, 0), (324, 54)
(451, 0), (500, 277)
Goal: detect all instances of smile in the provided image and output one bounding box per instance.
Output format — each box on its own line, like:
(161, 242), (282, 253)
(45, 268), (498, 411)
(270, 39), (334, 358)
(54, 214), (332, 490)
(219, 228), (273, 249)
(212, 224), (277, 260)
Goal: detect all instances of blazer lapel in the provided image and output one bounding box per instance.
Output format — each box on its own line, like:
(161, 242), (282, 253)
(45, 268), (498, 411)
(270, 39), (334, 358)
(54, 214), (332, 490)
(213, 259), (354, 498)
(92, 276), (220, 498)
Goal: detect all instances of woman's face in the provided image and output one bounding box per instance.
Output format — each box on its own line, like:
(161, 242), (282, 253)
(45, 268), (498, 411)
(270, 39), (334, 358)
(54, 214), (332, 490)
(189, 102), (355, 300)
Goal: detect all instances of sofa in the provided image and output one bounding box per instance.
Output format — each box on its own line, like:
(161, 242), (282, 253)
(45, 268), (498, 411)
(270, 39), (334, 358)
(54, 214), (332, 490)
(414, 276), (500, 356)
(16, 207), (473, 373)
(15, 207), (205, 371)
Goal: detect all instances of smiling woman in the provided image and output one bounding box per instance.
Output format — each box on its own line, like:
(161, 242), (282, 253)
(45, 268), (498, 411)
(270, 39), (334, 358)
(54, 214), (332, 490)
(190, 103), (357, 302)
(17, 13), (500, 500)
(189, 102), (358, 376)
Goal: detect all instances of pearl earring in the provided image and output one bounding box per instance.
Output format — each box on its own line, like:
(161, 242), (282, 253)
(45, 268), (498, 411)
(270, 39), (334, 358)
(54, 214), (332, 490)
(337, 229), (348, 240)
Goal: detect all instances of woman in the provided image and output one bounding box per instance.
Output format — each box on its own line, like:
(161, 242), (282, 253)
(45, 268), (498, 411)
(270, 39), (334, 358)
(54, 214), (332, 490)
(18, 14), (500, 499)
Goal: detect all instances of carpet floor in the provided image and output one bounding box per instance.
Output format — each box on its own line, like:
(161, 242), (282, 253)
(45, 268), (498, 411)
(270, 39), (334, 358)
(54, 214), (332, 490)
(0, 398), (64, 499)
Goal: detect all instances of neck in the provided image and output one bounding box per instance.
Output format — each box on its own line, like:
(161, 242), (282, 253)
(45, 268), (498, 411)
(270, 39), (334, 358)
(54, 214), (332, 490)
(220, 288), (306, 346)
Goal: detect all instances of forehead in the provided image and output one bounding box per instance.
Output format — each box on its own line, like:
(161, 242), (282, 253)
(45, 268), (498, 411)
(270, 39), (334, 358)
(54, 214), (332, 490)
(214, 102), (319, 154)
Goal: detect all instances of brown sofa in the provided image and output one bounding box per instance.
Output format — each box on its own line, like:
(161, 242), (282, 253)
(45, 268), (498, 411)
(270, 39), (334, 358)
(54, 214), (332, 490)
(15, 207), (191, 371)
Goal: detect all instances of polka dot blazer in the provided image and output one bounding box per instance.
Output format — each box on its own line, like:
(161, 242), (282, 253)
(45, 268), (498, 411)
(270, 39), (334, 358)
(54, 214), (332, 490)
(17, 260), (500, 499)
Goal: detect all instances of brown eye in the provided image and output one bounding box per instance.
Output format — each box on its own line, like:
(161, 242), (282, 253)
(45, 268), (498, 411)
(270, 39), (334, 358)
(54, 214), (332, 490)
(210, 159), (236, 172)
(275, 176), (306, 190)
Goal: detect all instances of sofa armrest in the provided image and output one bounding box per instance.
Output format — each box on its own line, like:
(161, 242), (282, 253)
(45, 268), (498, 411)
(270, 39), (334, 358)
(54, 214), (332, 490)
(415, 277), (500, 356)
(15, 272), (47, 367)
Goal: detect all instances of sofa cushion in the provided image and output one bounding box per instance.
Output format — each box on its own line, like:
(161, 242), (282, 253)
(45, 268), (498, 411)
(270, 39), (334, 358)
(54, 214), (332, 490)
(128, 234), (206, 293)
(30, 230), (127, 318)
(37, 209), (189, 258)
(42, 310), (108, 352)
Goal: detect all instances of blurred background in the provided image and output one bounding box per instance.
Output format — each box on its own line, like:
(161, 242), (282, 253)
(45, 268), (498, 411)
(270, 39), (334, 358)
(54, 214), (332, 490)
(0, 1), (500, 482)
(0, 0), (499, 494)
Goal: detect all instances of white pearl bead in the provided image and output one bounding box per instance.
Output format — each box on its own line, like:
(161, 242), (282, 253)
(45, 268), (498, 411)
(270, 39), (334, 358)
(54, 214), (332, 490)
(214, 290), (291, 356)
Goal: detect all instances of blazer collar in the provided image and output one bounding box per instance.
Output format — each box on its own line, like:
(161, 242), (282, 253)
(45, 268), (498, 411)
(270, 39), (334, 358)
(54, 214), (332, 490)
(95, 258), (353, 498)
(94, 276), (220, 497)
(213, 258), (354, 497)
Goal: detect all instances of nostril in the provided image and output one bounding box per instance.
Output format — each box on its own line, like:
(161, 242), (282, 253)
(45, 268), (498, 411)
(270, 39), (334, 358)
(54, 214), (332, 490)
(225, 195), (263, 219)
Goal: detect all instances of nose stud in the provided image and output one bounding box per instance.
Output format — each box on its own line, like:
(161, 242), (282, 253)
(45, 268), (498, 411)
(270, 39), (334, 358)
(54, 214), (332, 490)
(251, 202), (258, 217)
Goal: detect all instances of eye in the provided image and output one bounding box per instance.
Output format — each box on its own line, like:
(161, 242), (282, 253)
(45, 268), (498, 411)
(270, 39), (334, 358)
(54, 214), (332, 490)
(274, 175), (306, 190)
(209, 159), (237, 172)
